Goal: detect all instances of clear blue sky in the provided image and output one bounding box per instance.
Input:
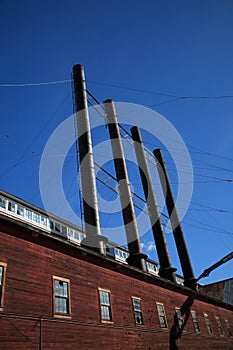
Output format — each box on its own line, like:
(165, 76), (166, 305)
(0, 0), (233, 284)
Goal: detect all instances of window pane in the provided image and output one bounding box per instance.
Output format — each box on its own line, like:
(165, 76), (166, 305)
(55, 297), (67, 314)
(204, 315), (212, 334)
(55, 223), (61, 232)
(225, 320), (232, 336)
(100, 291), (110, 306)
(55, 280), (68, 297)
(157, 304), (167, 328)
(0, 198), (6, 209)
(159, 316), (167, 328)
(101, 305), (111, 320)
(25, 209), (32, 220)
(132, 298), (143, 325)
(8, 201), (15, 212)
(41, 216), (47, 226)
(99, 290), (112, 321)
(0, 266), (3, 285)
(216, 318), (223, 335)
(176, 309), (184, 330)
(133, 299), (141, 311)
(74, 231), (79, 240)
(33, 212), (40, 223)
(135, 311), (143, 324)
(191, 312), (200, 332)
(17, 205), (24, 216)
(62, 226), (67, 235)
(49, 220), (54, 230)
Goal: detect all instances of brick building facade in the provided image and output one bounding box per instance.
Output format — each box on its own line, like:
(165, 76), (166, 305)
(0, 190), (233, 349)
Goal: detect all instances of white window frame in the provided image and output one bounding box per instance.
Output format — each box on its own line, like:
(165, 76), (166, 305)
(132, 297), (144, 325)
(204, 313), (212, 334)
(52, 276), (71, 318)
(0, 262), (7, 311)
(215, 317), (223, 336)
(156, 302), (168, 329)
(98, 288), (113, 323)
(175, 307), (184, 331)
(191, 310), (200, 333)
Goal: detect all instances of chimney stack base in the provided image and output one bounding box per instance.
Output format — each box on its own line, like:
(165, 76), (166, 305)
(126, 253), (148, 271)
(159, 267), (177, 282)
(81, 235), (108, 255)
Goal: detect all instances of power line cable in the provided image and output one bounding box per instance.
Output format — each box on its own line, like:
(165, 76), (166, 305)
(87, 80), (233, 100)
(0, 79), (72, 87)
(0, 91), (71, 179)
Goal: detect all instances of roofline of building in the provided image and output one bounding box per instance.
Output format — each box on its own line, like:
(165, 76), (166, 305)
(200, 277), (233, 287)
(0, 189), (85, 232)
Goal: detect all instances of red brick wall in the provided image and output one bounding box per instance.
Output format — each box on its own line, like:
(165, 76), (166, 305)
(0, 220), (233, 349)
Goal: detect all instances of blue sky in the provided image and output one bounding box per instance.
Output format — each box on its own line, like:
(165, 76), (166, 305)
(0, 0), (233, 284)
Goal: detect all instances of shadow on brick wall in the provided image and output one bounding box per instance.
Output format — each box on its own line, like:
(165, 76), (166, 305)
(169, 295), (195, 350)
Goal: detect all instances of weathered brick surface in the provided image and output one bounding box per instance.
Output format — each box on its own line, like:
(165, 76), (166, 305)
(0, 219), (233, 349)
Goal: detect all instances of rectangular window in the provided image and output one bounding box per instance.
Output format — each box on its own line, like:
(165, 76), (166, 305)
(175, 308), (184, 330)
(53, 276), (70, 317)
(191, 311), (200, 333)
(33, 212), (40, 223)
(156, 303), (168, 328)
(132, 297), (143, 325)
(40, 215), (47, 226)
(216, 317), (223, 336)
(25, 209), (32, 220)
(0, 197), (6, 209)
(99, 289), (112, 322)
(7, 201), (15, 213)
(225, 320), (233, 337)
(68, 228), (77, 241)
(62, 225), (67, 235)
(48, 219), (54, 230)
(55, 222), (61, 232)
(0, 263), (7, 310)
(204, 314), (212, 334)
(17, 205), (24, 217)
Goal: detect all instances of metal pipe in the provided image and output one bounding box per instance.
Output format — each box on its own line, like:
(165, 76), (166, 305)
(40, 318), (43, 350)
(72, 64), (107, 254)
(104, 100), (147, 271)
(153, 148), (196, 290)
(131, 126), (176, 282)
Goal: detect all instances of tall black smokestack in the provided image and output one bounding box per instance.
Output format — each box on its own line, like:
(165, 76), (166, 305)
(104, 100), (147, 271)
(131, 126), (176, 282)
(153, 148), (196, 290)
(72, 64), (107, 254)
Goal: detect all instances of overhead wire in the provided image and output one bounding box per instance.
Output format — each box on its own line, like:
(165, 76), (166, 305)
(0, 79), (72, 87)
(87, 80), (233, 100)
(85, 88), (233, 241)
(0, 90), (71, 179)
(1, 80), (232, 239)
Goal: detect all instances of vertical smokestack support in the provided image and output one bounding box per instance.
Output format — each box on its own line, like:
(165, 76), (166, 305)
(153, 148), (197, 290)
(104, 100), (147, 271)
(131, 126), (176, 282)
(72, 64), (107, 254)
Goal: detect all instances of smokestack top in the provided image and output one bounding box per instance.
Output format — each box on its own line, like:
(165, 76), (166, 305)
(104, 99), (114, 104)
(73, 64), (84, 72)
